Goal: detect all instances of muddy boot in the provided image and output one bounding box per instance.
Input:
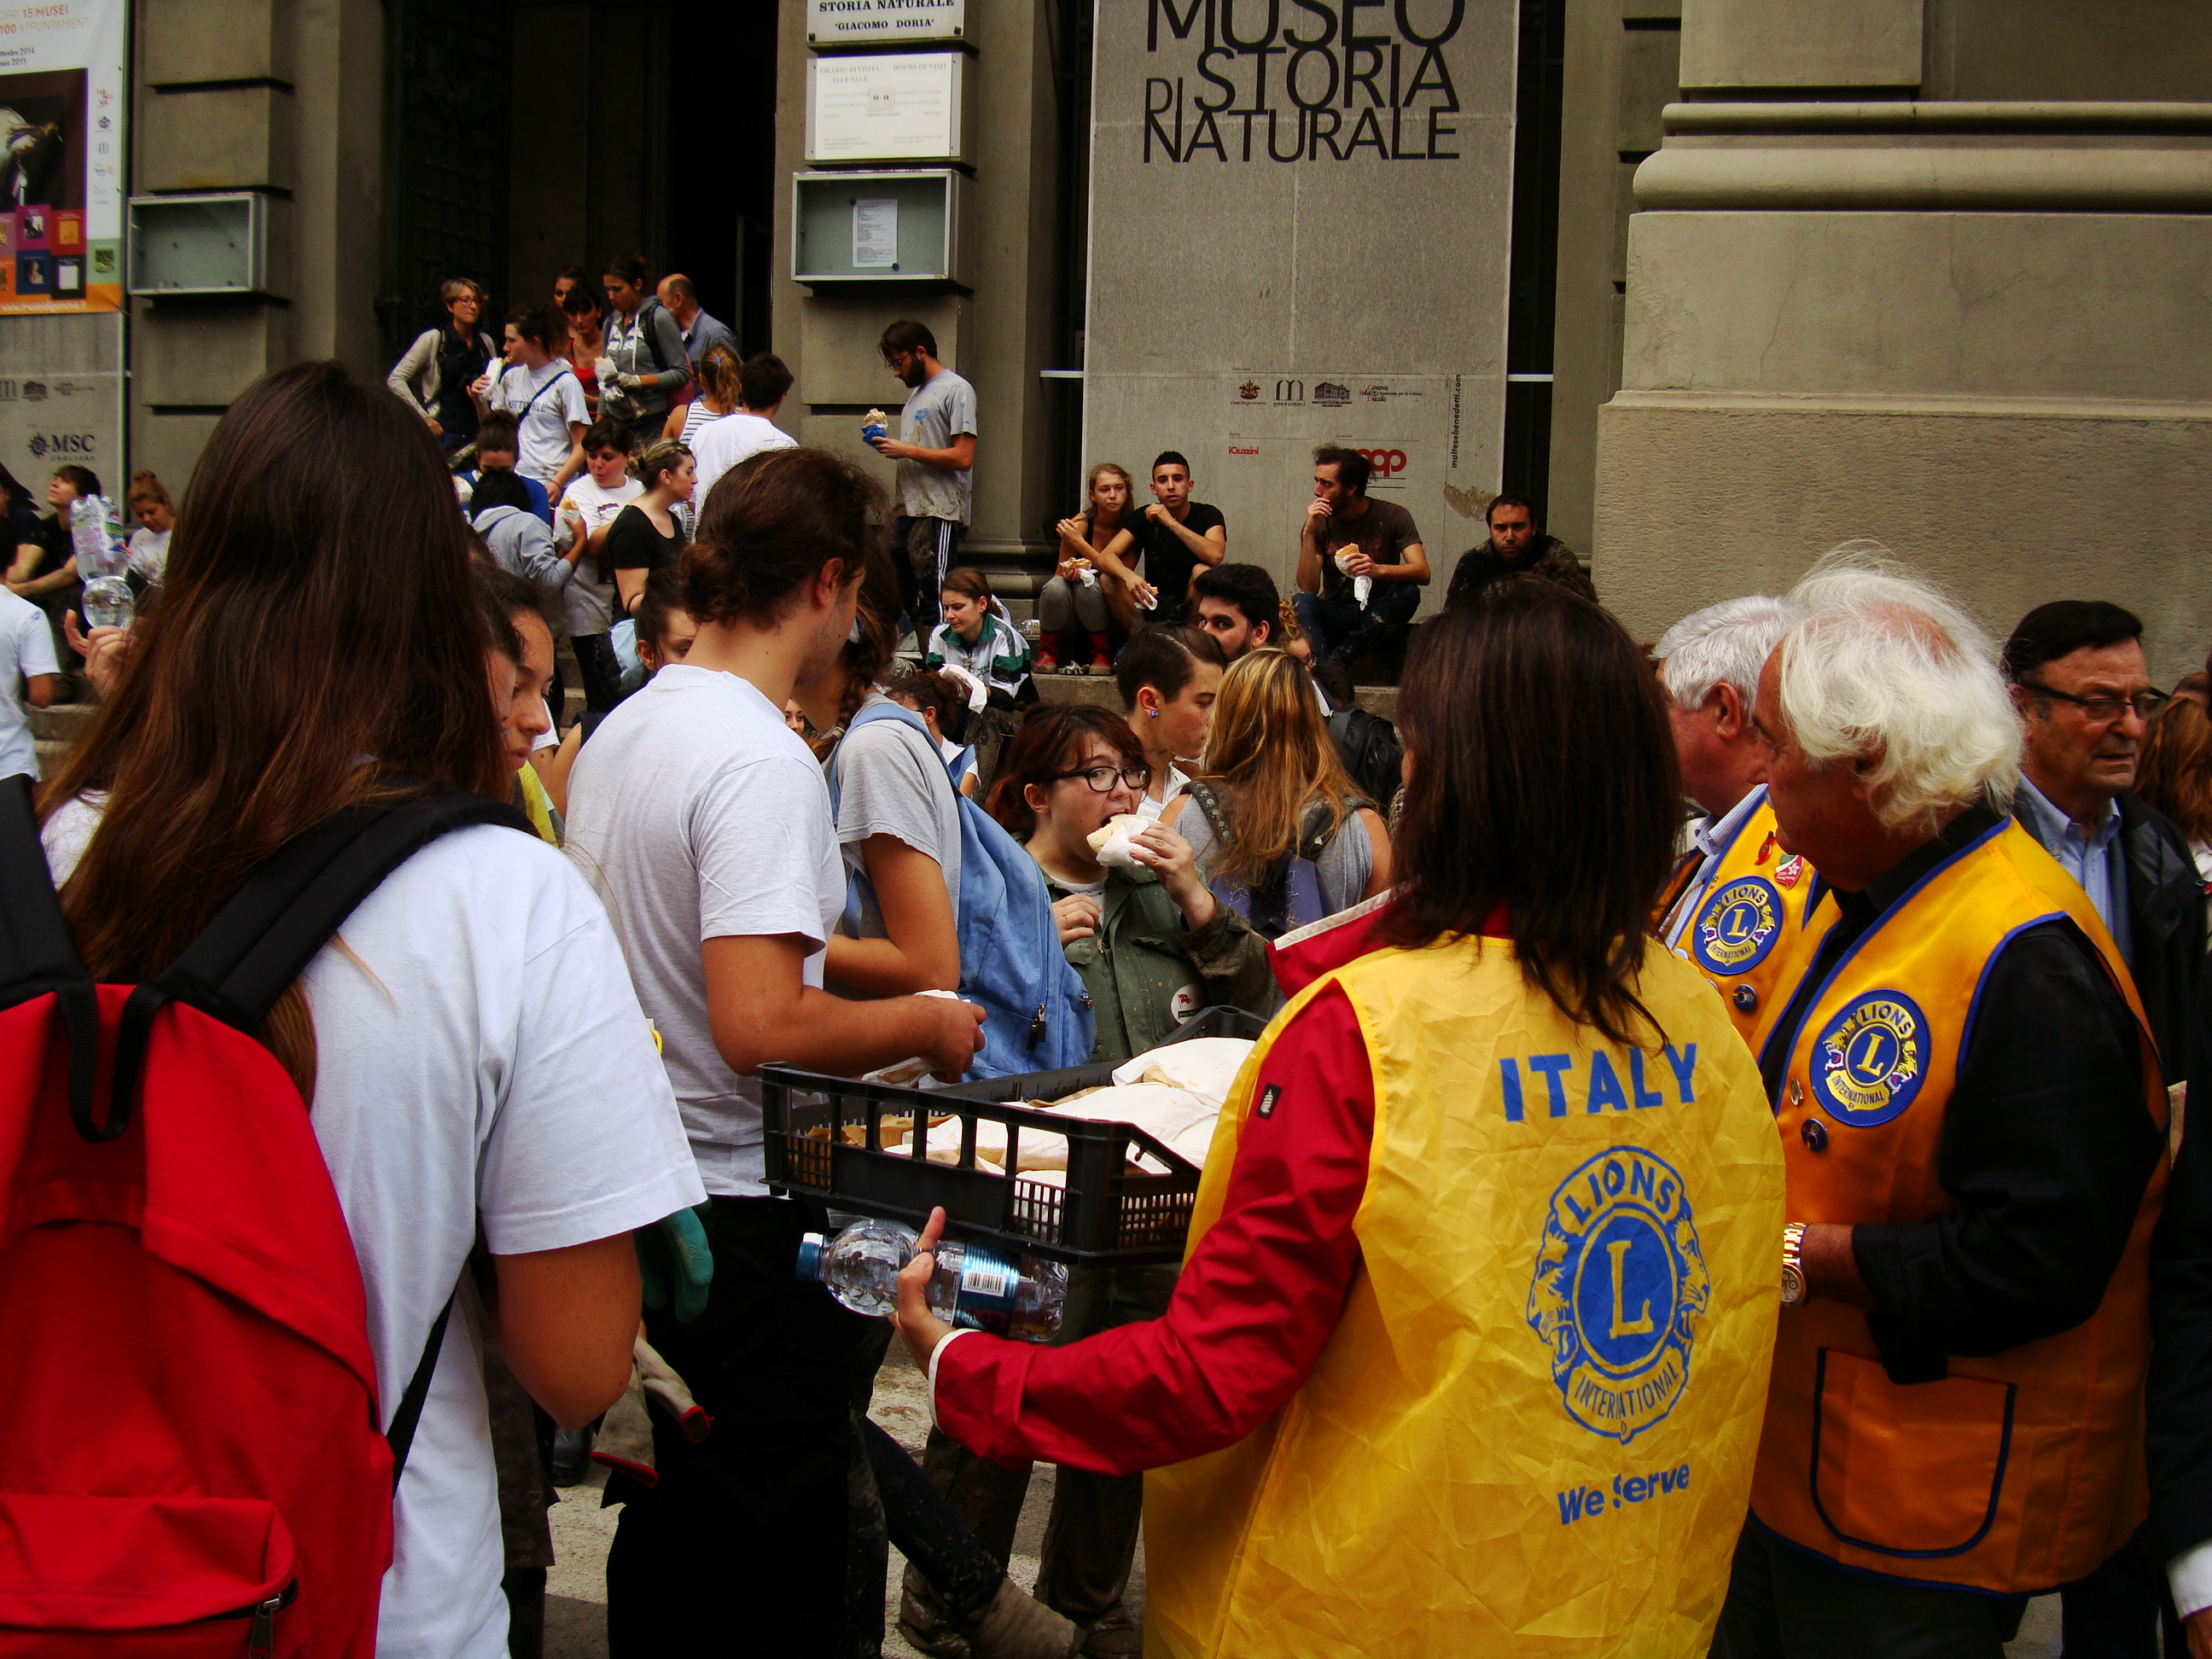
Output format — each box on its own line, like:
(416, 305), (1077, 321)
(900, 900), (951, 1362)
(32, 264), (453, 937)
(899, 1570), (972, 1659)
(1078, 1604), (1142, 1657)
(963, 1578), (1083, 1659)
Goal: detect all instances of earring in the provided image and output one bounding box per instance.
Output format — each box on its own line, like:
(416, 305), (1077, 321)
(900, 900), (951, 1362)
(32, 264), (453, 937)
(1146, 709), (1157, 718)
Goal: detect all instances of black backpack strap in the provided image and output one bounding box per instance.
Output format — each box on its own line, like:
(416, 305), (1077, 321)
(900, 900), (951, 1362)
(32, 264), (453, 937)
(99, 792), (532, 1141)
(0, 776), (100, 1134)
(387, 1289), (457, 1487)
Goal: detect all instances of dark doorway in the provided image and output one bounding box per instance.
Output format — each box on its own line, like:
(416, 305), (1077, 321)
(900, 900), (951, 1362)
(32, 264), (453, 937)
(1500, 0), (1566, 521)
(501, 0), (777, 351)
(378, 0), (513, 358)
(664, 1), (778, 352)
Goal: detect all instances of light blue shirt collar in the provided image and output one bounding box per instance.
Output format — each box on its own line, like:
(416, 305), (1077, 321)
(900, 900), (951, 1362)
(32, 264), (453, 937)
(2014, 771), (2131, 963)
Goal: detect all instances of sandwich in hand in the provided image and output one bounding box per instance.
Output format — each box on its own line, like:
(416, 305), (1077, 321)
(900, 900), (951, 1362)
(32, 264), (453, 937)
(1086, 813), (1150, 869)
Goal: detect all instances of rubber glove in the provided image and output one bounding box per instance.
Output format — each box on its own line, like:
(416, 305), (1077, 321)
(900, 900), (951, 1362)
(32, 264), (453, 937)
(637, 1206), (714, 1323)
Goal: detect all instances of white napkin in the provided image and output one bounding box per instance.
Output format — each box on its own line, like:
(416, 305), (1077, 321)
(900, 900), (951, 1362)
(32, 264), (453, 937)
(1086, 814), (1149, 868)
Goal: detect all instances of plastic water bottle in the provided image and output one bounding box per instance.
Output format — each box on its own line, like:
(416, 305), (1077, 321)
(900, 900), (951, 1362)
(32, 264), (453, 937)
(69, 494), (127, 580)
(796, 1218), (1068, 1342)
(82, 575), (132, 631)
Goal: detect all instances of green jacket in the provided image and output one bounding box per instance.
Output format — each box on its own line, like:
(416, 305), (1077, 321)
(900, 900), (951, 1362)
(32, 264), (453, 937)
(1045, 863), (1280, 1067)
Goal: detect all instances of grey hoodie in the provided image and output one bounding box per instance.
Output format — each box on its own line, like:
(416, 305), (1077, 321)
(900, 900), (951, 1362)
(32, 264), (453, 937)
(473, 504), (573, 599)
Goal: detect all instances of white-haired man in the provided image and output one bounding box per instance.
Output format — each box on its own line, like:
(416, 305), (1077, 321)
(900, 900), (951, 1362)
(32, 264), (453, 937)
(1652, 595), (1809, 1045)
(1712, 554), (2168, 1657)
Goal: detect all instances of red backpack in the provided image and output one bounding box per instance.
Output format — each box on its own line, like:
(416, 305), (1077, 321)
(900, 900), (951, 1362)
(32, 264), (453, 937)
(0, 782), (527, 1657)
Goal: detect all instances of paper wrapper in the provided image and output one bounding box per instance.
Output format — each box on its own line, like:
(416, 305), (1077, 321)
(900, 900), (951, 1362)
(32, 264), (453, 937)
(1335, 546), (1371, 606)
(1087, 813), (1150, 868)
(860, 988), (966, 1086)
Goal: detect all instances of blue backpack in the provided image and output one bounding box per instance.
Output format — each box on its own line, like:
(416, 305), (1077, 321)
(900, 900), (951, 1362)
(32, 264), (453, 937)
(828, 701), (1094, 1078)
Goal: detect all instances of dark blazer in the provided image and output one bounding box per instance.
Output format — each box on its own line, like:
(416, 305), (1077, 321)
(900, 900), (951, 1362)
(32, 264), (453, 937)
(2126, 793), (2210, 1563)
(2012, 789), (2205, 1087)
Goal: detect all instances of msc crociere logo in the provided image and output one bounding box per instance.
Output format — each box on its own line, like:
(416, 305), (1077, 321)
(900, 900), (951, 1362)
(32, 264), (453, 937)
(1813, 990), (1927, 1126)
(1527, 1146), (1710, 1445)
(1691, 875), (1782, 976)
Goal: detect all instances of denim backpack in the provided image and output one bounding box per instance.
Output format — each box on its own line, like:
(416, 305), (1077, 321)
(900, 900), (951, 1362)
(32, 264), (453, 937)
(828, 701), (1094, 1079)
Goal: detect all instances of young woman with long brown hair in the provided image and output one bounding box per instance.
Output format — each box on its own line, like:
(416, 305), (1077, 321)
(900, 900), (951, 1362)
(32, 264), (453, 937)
(898, 580), (1787, 1659)
(1040, 461), (1138, 671)
(35, 360), (704, 1658)
(1166, 646), (1393, 937)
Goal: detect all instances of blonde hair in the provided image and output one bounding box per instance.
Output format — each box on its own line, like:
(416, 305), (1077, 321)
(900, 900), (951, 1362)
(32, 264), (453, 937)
(126, 469), (172, 509)
(695, 341), (742, 412)
(1199, 648), (1362, 885)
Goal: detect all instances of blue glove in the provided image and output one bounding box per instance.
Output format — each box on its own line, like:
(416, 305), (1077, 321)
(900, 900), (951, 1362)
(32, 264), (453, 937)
(637, 1206), (714, 1323)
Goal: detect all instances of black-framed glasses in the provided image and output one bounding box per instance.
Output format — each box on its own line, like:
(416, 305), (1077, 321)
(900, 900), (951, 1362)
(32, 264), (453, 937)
(2018, 680), (2169, 723)
(1054, 763), (1150, 794)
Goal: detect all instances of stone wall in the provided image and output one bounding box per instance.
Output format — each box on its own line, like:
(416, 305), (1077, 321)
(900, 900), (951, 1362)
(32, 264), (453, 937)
(1080, 0), (1519, 595)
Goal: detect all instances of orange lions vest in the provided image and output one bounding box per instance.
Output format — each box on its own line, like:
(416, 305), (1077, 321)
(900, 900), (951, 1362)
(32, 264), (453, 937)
(1751, 818), (2167, 1594)
(1657, 789), (1833, 1054)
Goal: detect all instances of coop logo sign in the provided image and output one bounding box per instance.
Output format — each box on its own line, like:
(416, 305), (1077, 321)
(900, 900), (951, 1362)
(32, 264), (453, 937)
(1359, 447), (1406, 477)
(1141, 0), (1467, 166)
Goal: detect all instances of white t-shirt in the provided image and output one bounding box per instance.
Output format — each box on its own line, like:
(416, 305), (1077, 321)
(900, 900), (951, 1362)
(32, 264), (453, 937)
(39, 806), (704, 1659)
(556, 474), (643, 637)
(939, 735), (978, 793)
(127, 525), (172, 583)
(0, 587), (58, 779)
(563, 665), (845, 1196)
(690, 410), (796, 504)
(485, 359), (589, 486)
(1136, 763), (1190, 824)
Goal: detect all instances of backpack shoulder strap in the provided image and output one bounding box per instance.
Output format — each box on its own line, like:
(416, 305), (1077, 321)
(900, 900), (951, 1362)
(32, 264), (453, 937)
(0, 776), (98, 1129)
(1182, 778), (1231, 847)
(386, 1290), (457, 1487)
(96, 792), (532, 1142)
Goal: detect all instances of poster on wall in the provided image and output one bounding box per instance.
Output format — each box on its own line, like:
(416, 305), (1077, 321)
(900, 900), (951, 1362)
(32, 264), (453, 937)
(0, 0), (124, 314)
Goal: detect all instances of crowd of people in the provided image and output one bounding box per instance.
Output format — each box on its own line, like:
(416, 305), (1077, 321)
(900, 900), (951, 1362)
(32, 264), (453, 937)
(15, 273), (2212, 1659)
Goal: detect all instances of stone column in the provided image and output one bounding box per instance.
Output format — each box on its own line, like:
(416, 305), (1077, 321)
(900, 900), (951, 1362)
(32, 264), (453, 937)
(1593, 3), (2212, 679)
(771, 4), (1068, 578)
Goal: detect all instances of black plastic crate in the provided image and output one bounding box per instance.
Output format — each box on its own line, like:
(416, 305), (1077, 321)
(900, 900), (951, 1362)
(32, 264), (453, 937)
(759, 1007), (1266, 1265)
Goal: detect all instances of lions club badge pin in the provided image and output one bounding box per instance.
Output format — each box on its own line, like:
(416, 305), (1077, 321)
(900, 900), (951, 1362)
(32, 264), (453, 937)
(1527, 1147), (1710, 1444)
(1812, 990), (1927, 1126)
(1691, 876), (1783, 977)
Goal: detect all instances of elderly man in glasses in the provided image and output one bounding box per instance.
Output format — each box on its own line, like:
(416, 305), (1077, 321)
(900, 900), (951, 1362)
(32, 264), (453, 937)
(2005, 601), (2204, 1088)
(2004, 601), (2208, 1652)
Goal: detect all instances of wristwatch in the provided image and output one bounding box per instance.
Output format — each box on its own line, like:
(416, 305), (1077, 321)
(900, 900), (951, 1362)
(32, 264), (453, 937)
(1781, 1222), (1808, 1307)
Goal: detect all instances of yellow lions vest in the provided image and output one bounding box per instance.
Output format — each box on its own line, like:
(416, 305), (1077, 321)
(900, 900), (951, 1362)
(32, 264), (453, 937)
(1662, 788), (1834, 1053)
(1144, 934), (1787, 1658)
(1754, 819), (2167, 1595)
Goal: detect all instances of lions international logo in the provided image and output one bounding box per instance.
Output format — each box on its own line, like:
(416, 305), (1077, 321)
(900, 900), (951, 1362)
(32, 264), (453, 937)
(1692, 876), (1782, 976)
(1813, 991), (1927, 1126)
(1527, 1147), (1710, 1444)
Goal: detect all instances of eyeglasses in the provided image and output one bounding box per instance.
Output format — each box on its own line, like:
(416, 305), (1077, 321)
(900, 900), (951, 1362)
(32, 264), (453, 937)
(2018, 681), (2169, 723)
(1054, 763), (1151, 794)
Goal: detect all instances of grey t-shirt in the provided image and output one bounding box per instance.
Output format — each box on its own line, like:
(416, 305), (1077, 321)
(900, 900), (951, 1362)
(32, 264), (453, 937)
(897, 367), (977, 525)
(831, 694), (963, 955)
(563, 665), (847, 1196)
(1179, 792), (1374, 921)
